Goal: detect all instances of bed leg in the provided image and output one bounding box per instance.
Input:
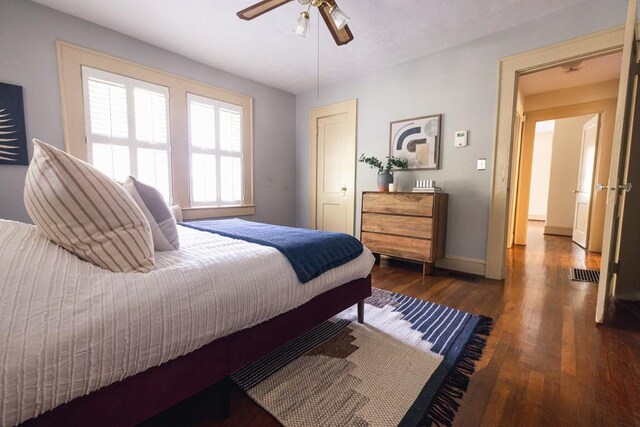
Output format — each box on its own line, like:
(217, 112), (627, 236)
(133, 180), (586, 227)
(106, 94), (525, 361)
(357, 300), (365, 324)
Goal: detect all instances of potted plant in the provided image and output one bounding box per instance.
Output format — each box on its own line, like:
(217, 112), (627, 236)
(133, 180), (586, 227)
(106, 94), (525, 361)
(359, 154), (409, 191)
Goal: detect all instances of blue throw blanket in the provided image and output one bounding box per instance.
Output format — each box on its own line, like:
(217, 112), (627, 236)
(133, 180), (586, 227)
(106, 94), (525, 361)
(180, 219), (364, 283)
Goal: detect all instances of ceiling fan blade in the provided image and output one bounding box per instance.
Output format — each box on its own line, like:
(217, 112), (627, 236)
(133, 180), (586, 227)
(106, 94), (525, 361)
(237, 0), (293, 20)
(319, 0), (354, 46)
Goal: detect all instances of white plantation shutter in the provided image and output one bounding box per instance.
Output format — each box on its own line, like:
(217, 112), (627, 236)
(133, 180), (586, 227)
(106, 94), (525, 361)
(92, 143), (131, 182)
(189, 101), (216, 150)
(219, 107), (242, 152)
(191, 153), (217, 203)
(82, 66), (172, 203)
(137, 148), (171, 202)
(134, 87), (168, 144)
(87, 78), (128, 139)
(220, 156), (242, 202)
(188, 93), (244, 206)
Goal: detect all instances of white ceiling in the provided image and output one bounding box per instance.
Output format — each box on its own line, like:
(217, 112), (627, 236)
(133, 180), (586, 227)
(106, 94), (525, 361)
(33, 0), (592, 94)
(519, 51), (622, 95)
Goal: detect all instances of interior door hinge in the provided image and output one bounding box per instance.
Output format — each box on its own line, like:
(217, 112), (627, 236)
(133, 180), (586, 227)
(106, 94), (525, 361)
(612, 262), (620, 274)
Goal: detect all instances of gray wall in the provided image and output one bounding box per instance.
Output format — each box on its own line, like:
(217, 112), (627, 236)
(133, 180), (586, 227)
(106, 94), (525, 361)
(0, 0), (296, 226)
(295, 0), (628, 262)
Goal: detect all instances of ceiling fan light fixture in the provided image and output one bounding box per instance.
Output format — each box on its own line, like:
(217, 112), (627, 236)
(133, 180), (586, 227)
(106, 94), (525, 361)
(329, 4), (349, 30)
(293, 11), (310, 37)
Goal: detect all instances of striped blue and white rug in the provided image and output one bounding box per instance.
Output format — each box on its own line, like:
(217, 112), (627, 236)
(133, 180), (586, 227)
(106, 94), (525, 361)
(231, 288), (492, 426)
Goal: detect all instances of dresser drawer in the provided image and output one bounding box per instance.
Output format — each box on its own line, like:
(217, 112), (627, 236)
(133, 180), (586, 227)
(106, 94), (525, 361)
(361, 232), (431, 262)
(362, 193), (433, 216)
(361, 213), (432, 239)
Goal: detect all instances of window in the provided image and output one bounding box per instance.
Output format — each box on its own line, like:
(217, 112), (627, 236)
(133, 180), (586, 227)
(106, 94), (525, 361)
(60, 42), (254, 219)
(188, 94), (243, 207)
(82, 66), (172, 202)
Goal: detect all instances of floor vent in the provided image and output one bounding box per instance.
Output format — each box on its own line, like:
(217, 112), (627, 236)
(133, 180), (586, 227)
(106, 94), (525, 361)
(570, 268), (600, 283)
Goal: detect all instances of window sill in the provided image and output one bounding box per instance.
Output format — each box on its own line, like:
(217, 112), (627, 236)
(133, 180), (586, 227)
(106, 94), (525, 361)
(181, 205), (256, 220)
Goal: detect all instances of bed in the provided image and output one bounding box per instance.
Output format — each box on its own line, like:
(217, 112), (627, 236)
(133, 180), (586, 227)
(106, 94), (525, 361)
(0, 220), (374, 427)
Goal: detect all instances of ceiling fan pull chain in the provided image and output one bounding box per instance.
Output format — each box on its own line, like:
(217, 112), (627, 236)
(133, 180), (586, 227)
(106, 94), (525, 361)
(317, 8), (320, 99)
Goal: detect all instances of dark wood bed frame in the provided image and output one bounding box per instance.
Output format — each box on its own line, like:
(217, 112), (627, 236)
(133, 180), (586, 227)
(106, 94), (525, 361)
(21, 275), (372, 426)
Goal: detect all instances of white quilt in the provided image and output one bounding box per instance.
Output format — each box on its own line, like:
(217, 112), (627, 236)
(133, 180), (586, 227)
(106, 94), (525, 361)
(0, 220), (374, 426)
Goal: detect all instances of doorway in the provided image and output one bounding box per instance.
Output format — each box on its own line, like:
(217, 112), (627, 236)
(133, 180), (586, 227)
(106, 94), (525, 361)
(308, 100), (357, 235)
(488, 0), (640, 325)
(518, 114), (601, 247)
(509, 52), (622, 256)
(505, 52), (625, 299)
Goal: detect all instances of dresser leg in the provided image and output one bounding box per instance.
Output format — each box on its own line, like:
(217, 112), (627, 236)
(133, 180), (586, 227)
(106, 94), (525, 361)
(423, 262), (433, 276)
(373, 253), (381, 264)
(357, 300), (365, 323)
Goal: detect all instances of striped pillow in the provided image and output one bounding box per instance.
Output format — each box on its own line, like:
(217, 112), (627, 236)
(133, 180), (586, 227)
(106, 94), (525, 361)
(24, 139), (155, 273)
(124, 176), (180, 251)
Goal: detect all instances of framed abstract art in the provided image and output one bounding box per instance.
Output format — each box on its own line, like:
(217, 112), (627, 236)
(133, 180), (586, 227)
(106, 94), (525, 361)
(0, 82), (28, 165)
(389, 114), (442, 170)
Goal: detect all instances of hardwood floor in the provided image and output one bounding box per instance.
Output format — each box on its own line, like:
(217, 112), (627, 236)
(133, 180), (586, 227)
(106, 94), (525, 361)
(151, 221), (640, 426)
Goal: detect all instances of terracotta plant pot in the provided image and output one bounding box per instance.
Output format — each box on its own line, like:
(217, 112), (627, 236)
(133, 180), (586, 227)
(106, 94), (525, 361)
(377, 171), (394, 191)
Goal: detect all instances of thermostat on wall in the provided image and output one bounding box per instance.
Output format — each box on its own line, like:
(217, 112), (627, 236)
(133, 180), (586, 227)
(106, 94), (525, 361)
(454, 130), (468, 147)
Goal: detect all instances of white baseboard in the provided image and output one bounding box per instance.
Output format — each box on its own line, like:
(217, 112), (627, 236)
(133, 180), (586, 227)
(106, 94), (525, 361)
(544, 226), (572, 236)
(436, 256), (486, 276)
(528, 215), (546, 221)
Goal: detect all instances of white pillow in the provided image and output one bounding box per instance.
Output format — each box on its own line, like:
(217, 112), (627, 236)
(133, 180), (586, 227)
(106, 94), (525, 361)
(24, 139), (155, 272)
(124, 176), (180, 251)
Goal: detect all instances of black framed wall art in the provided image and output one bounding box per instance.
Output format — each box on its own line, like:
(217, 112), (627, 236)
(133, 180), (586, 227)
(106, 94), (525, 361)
(389, 114), (442, 170)
(0, 82), (28, 165)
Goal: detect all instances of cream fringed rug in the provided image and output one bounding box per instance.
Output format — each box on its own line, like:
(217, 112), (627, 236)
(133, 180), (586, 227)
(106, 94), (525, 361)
(231, 288), (492, 426)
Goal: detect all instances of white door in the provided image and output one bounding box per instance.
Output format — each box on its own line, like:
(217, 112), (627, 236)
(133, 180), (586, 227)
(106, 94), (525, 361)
(572, 115), (599, 248)
(595, 0), (637, 323)
(310, 100), (357, 235)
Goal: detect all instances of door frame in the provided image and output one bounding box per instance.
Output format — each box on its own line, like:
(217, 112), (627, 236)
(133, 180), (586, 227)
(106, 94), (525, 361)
(513, 103), (613, 248)
(506, 111), (525, 249)
(308, 99), (358, 234)
(485, 25), (635, 279)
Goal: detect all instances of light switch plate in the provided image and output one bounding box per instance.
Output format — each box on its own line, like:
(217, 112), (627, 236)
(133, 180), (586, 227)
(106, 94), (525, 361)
(477, 158), (487, 170)
(454, 130), (468, 147)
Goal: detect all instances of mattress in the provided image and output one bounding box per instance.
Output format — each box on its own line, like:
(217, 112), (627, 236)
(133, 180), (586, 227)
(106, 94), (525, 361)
(0, 220), (375, 426)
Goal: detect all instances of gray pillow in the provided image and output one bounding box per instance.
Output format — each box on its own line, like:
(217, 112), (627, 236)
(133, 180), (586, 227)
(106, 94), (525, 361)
(124, 176), (180, 251)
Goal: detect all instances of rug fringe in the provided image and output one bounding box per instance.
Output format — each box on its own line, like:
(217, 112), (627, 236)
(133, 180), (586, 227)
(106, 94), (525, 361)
(422, 315), (494, 426)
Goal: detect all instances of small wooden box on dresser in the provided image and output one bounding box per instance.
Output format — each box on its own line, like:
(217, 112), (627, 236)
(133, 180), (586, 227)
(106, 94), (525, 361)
(360, 192), (448, 275)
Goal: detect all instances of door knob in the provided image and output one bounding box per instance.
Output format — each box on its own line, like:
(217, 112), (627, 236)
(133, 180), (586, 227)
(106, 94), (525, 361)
(595, 183), (632, 192)
(619, 182), (632, 192)
(572, 190), (580, 194)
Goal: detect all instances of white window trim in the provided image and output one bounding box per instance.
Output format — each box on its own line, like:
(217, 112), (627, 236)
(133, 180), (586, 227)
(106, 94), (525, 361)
(57, 41), (255, 219)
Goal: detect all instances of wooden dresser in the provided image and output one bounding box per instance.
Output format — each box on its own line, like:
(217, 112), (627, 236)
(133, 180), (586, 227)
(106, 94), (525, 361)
(360, 192), (448, 275)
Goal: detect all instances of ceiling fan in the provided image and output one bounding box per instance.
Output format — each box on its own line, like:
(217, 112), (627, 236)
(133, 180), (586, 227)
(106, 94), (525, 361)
(237, 0), (354, 46)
